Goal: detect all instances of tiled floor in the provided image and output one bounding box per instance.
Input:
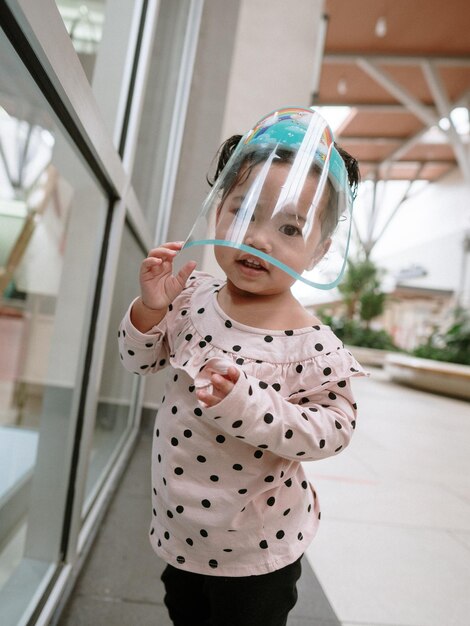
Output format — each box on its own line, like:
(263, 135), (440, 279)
(59, 368), (470, 625)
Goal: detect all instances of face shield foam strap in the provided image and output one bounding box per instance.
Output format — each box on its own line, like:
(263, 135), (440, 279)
(181, 107), (354, 290)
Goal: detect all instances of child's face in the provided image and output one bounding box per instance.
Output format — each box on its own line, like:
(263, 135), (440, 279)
(214, 162), (330, 296)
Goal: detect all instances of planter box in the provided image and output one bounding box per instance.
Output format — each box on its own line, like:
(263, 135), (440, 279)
(345, 345), (390, 367)
(384, 353), (470, 401)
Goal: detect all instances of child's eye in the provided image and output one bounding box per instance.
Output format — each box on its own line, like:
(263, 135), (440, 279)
(279, 224), (302, 237)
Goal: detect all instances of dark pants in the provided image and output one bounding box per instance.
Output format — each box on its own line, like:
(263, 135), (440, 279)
(161, 557), (302, 626)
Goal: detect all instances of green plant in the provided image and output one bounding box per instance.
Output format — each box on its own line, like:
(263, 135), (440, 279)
(318, 256), (398, 350)
(319, 313), (398, 350)
(412, 308), (470, 365)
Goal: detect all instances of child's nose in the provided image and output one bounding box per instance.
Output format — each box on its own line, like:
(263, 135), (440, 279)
(244, 224), (273, 253)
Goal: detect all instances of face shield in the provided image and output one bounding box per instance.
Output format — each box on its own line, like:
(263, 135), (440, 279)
(181, 107), (354, 289)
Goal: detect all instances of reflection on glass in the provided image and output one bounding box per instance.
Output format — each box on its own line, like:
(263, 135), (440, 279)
(0, 29), (107, 625)
(55, 1), (107, 81)
(83, 226), (141, 513)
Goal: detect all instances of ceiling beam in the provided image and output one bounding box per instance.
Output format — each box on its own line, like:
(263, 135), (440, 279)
(324, 53), (470, 67)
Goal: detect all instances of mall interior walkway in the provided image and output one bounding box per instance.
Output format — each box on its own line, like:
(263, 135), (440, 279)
(59, 367), (470, 626)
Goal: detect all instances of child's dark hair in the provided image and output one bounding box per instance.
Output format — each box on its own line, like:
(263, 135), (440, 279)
(208, 134), (360, 200)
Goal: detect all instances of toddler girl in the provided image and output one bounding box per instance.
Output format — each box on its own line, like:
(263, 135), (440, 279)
(118, 107), (366, 626)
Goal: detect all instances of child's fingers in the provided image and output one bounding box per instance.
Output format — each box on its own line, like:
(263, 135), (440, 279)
(196, 388), (220, 407)
(177, 260), (197, 285)
(211, 374), (234, 396)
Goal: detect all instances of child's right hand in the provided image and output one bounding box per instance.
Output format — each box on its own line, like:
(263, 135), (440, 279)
(140, 241), (197, 311)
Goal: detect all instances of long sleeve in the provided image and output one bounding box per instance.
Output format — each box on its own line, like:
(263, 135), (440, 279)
(118, 298), (170, 375)
(195, 358), (357, 462)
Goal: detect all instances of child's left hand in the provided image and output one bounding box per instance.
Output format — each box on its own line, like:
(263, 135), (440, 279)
(196, 366), (240, 407)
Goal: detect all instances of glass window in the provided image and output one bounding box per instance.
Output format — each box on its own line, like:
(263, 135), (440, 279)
(0, 27), (108, 625)
(82, 225), (142, 513)
(131, 0), (192, 234)
(55, 0), (107, 82)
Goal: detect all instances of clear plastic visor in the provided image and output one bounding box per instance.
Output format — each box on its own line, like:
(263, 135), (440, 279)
(181, 113), (353, 289)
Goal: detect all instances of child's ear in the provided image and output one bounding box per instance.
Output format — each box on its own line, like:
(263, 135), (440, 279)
(306, 238), (331, 271)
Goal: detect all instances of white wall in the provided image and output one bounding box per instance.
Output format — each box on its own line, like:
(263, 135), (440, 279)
(369, 169), (470, 301)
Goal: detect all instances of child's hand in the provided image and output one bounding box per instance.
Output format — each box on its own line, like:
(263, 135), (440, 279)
(140, 241), (196, 311)
(196, 366), (240, 407)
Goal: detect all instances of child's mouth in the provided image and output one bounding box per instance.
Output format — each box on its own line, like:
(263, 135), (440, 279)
(237, 257), (268, 273)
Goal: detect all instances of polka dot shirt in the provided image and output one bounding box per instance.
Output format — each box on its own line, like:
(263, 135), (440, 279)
(118, 272), (366, 576)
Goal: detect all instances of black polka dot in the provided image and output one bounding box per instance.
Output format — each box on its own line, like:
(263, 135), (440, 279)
(259, 540), (268, 549)
(301, 480), (308, 489)
(150, 527), (154, 535)
(186, 538), (193, 546)
(296, 364), (303, 373)
(335, 445), (343, 452)
(272, 383), (281, 391)
(171, 406), (178, 415)
(259, 381), (268, 389)
(210, 475), (219, 482)
(127, 349), (135, 356)
(285, 429), (293, 439)
(296, 451), (306, 456)
(233, 345), (241, 352)
(233, 464), (243, 471)
(351, 420), (356, 429)
(197, 455), (207, 463)
(276, 530), (285, 539)
(209, 559), (218, 569)
(263, 413), (274, 424)
(225, 320), (232, 328)
(197, 308), (205, 314)
(167, 510), (173, 518)
(284, 330), (294, 336)
(335, 420), (342, 429)
(329, 392), (337, 400)
(164, 531), (170, 540)
(315, 343), (324, 351)
(267, 496), (276, 506)
(200, 529), (208, 537)
(254, 450), (263, 459)
(205, 335), (212, 342)
(201, 499), (211, 508)
(236, 358), (244, 365)
(171, 437), (178, 446)
(199, 341), (207, 348)
(145, 342), (153, 348)
(176, 505), (184, 513)
(174, 467), (183, 475)
(283, 508), (291, 516)
(264, 335), (273, 343)
(284, 478), (292, 487)
(323, 367), (332, 376)
(194, 407), (203, 416)
(176, 555), (185, 564)
(248, 386), (253, 396)
(184, 429), (192, 438)
(319, 439), (326, 448)
(232, 420), (243, 428)
(238, 488), (247, 494)
(313, 325), (320, 330)
(264, 475), (274, 482)
(159, 359), (166, 366)
(216, 435), (226, 443)
(298, 532), (303, 540)
(185, 334), (193, 341)
(338, 380), (346, 388)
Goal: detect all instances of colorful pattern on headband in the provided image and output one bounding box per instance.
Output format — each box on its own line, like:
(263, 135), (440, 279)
(244, 107), (335, 149)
